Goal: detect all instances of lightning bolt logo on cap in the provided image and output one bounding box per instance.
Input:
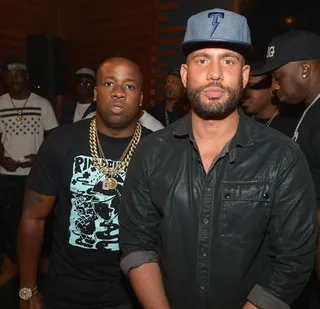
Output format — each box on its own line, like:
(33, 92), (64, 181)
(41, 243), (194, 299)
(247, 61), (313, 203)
(208, 12), (225, 37)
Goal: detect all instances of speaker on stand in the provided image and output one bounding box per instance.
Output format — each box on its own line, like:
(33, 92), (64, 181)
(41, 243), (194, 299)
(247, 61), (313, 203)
(26, 34), (67, 103)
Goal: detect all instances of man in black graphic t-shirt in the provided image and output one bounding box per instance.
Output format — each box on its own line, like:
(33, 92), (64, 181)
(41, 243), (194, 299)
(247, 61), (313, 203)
(17, 57), (150, 309)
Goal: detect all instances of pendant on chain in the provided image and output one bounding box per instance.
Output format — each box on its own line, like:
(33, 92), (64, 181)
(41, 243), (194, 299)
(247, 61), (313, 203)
(102, 177), (118, 190)
(17, 112), (24, 124)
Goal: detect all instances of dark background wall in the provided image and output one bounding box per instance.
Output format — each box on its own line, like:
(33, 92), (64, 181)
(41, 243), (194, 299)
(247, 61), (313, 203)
(0, 0), (61, 58)
(0, 0), (158, 108)
(1, 0), (318, 108)
(0, 0), (62, 94)
(242, 0), (320, 61)
(0, 0), (236, 108)
(60, 0), (158, 109)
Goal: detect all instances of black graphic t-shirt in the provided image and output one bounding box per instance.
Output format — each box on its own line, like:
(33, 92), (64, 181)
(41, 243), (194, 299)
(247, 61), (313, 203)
(26, 119), (151, 309)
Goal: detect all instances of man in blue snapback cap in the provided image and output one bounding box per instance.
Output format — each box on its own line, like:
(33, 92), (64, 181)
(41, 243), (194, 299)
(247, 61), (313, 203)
(119, 9), (317, 309)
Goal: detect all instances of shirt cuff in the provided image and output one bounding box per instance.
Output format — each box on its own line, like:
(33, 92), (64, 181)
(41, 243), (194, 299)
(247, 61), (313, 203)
(247, 284), (290, 309)
(120, 250), (158, 275)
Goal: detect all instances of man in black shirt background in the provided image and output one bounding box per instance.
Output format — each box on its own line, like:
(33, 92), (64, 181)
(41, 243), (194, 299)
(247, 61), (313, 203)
(17, 57), (150, 309)
(241, 62), (297, 137)
(60, 68), (97, 125)
(253, 29), (320, 309)
(148, 68), (187, 127)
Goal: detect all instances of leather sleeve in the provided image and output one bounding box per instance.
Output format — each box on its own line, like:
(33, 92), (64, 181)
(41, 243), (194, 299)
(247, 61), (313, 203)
(119, 138), (161, 271)
(250, 143), (318, 307)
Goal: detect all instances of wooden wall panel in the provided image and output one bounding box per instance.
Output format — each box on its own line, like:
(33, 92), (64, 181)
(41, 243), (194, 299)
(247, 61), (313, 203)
(0, 0), (60, 62)
(0, 0), (158, 108)
(61, 0), (157, 108)
(0, 0), (240, 106)
(152, 1), (184, 104)
(0, 0), (61, 93)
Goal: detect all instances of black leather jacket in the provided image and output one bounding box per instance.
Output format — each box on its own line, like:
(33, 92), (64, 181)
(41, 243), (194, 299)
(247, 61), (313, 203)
(120, 111), (318, 309)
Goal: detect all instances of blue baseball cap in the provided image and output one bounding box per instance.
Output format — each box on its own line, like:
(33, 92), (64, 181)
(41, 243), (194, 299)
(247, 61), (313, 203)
(181, 8), (252, 56)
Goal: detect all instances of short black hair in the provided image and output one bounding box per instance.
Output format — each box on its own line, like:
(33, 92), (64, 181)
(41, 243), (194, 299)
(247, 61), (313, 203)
(168, 68), (181, 79)
(96, 56), (143, 88)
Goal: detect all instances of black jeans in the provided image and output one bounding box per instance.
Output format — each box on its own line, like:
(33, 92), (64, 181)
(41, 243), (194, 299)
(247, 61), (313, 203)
(0, 174), (27, 262)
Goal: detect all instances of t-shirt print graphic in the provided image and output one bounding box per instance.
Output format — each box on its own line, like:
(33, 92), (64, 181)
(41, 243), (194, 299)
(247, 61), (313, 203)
(69, 155), (126, 251)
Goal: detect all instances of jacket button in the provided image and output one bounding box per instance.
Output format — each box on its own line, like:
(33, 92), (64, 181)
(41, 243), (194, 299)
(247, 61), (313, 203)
(203, 218), (209, 224)
(200, 282), (206, 290)
(205, 187), (211, 192)
(263, 192), (269, 199)
(201, 247), (207, 257)
(224, 193), (230, 199)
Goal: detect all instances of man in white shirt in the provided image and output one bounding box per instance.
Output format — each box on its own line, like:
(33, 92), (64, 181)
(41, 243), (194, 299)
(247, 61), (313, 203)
(60, 68), (97, 125)
(0, 57), (58, 290)
(138, 110), (164, 131)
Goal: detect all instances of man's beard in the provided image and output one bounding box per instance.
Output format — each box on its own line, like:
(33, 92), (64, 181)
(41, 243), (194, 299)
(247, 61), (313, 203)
(186, 79), (243, 120)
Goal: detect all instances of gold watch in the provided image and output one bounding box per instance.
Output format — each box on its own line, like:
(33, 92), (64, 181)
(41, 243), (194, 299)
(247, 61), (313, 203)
(18, 286), (38, 300)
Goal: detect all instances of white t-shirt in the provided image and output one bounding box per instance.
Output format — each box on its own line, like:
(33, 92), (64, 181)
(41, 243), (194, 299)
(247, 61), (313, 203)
(0, 92), (58, 176)
(85, 110), (164, 132)
(73, 102), (92, 122)
(139, 110), (164, 131)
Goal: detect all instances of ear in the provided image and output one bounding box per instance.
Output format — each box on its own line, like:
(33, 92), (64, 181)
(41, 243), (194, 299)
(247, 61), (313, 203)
(93, 86), (98, 101)
(301, 61), (311, 79)
(180, 64), (188, 89)
(139, 92), (144, 107)
(242, 64), (250, 88)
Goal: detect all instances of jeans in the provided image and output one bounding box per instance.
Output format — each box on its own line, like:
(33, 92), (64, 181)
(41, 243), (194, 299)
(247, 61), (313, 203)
(0, 175), (27, 262)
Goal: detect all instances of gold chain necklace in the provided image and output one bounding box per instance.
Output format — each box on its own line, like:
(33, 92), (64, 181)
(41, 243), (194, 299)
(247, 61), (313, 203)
(10, 94), (30, 125)
(89, 118), (142, 190)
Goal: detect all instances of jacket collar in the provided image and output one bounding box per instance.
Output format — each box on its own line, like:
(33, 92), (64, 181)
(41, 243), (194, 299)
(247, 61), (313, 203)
(173, 109), (254, 163)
